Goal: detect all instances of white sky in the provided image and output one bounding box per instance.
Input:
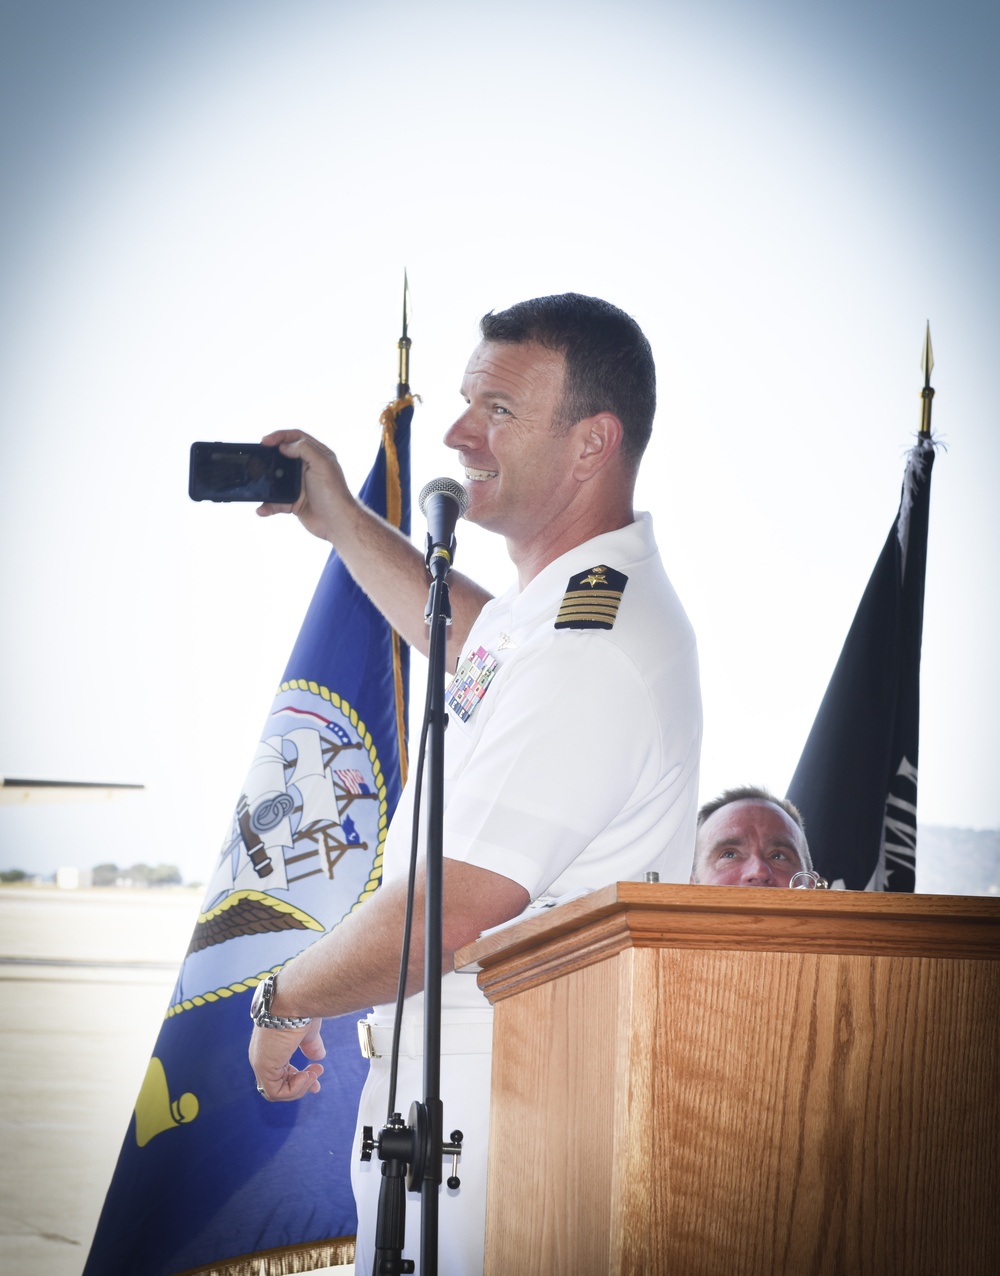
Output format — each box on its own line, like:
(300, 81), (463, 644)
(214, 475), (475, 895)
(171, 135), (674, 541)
(1, 0), (998, 883)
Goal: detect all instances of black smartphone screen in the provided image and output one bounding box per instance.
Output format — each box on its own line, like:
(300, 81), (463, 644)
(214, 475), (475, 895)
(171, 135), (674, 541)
(188, 442), (302, 503)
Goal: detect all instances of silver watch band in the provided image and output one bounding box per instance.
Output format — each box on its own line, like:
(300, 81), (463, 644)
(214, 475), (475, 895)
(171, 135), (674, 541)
(256, 1010), (314, 1030)
(251, 971), (313, 1030)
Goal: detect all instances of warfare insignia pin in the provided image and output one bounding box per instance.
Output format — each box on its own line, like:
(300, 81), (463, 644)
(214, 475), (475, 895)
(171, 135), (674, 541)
(555, 565), (628, 631)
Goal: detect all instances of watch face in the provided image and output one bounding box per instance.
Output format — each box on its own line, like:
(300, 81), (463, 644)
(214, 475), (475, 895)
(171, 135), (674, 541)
(250, 978), (267, 1020)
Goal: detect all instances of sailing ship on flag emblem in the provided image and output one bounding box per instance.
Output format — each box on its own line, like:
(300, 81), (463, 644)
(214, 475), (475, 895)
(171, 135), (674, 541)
(174, 680), (386, 1010)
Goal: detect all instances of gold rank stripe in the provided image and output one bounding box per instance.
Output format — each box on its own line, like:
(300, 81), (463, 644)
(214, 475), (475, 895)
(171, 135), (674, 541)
(556, 591), (624, 623)
(560, 589), (624, 602)
(558, 601), (622, 617)
(559, 591), (623, 608)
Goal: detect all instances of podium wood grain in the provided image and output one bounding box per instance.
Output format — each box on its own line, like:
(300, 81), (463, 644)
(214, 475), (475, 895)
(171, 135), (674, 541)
(457, 885), (1000, 1275)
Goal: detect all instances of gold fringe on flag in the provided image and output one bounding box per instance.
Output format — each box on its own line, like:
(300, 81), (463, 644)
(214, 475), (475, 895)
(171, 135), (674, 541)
(177, 1236), (356, 1274)
(378, 393), (414, 788)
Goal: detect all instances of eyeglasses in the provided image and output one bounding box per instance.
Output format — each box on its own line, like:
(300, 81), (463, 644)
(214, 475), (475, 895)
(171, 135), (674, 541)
(789, 870), (829, 890)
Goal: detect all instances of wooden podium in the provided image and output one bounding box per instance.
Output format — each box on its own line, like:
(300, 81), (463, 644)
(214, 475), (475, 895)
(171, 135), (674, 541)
(456, 883), (1000, 1275)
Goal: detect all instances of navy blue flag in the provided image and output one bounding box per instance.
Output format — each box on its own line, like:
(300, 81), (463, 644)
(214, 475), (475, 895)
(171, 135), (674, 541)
(84, 398), (411, 1275)
(786, 437), (935, 892)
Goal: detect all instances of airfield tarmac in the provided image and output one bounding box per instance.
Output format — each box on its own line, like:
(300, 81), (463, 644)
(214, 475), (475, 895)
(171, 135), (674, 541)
(0, 887), (354, 1276)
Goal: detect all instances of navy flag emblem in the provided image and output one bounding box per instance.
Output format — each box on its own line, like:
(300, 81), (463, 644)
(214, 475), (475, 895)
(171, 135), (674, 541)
(555, 564), (628, 630)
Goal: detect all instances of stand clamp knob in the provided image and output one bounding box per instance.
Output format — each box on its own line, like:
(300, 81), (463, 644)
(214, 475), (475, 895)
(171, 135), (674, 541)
(444, 1129), (463, 1189)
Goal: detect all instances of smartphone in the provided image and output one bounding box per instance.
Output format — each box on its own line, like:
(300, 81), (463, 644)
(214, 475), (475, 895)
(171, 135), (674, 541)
(188, 442), (302, 503)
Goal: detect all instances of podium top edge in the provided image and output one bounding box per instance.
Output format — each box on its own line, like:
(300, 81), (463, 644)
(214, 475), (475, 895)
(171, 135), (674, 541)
(455, 881), (1000, 972)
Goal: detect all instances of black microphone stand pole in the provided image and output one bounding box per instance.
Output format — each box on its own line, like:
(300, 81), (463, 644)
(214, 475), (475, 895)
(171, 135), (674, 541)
(417, 554), (452, 1273)
(365, 551), (456, 1276)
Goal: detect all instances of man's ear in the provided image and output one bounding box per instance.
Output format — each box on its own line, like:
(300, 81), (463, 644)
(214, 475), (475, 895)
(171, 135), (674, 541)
(573, 412), (623, 480)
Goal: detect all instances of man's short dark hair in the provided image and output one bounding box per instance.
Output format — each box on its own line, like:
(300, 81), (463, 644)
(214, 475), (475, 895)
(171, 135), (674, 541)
(697, 785), (806, 833)
(696, 784), (814, 871)
(479, 293), (656, 467)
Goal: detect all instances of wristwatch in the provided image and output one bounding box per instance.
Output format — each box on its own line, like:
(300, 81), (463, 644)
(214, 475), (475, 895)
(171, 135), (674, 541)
(250, 971), (312, 1030)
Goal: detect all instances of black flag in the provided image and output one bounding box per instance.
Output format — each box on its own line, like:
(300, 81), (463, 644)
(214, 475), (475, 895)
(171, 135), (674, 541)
(786, 438), (935, 891)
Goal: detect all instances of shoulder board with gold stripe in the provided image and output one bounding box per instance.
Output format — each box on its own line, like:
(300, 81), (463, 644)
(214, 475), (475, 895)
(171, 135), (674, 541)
(554, 564), (628, 631)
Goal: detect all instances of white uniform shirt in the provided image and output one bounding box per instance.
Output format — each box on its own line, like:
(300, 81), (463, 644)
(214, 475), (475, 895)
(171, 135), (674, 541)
(354, 513), (701, 1276)
(376, 511), (702, 1017)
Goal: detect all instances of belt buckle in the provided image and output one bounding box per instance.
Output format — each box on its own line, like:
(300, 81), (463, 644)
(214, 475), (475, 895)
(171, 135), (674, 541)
(357, 1020), (380, 1059)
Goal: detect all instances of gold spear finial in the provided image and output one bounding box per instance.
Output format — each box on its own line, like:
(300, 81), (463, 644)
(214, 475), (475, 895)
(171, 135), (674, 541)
(919, 321), (934, 437)
(397, 270), (411, 397)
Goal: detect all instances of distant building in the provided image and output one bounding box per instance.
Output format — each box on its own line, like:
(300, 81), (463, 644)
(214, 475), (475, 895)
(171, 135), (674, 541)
(56, 866), (93, 890)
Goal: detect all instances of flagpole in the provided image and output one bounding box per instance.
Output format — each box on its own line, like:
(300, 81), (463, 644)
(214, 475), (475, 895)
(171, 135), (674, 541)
(919, 322), (934, 437)
(398, 270), (411, 398)
(381, 274), (414, 785)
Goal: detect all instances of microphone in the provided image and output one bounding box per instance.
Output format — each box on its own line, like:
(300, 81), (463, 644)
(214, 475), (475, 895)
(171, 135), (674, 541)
(418, 477), (469, 580)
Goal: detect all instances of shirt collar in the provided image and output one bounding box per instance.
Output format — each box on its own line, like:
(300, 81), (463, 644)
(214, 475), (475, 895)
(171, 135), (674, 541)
(488, 512), (658, 627)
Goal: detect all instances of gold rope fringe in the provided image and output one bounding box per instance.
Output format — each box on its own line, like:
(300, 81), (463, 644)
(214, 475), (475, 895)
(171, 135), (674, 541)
(378, 395), (411, 532)
(378, 395), (414, 788)
(177, 1236), (356, 1275)
(391, 629), (408, 788)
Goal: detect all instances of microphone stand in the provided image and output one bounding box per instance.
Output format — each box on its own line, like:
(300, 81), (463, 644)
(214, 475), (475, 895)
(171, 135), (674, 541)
(417, 564), (448, 1273)
(363, 543), (460, 1276)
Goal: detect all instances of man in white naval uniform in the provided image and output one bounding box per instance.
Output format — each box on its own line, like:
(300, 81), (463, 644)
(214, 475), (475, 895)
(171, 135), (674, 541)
(248, 293), (702, 1274)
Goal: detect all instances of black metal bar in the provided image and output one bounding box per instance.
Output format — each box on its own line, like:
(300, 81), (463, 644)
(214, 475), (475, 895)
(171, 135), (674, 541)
(420, 573), (449, 1275)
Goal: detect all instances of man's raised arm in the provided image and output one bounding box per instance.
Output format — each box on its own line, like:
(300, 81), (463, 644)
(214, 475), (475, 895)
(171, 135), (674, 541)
(257, 429), (491, 662)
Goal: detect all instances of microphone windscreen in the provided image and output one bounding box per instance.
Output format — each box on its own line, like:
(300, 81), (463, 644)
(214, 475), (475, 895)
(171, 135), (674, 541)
(418, 477), (470, 518)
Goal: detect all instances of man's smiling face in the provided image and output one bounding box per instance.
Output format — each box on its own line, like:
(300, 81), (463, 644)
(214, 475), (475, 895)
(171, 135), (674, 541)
(444, 340), (581, 548)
